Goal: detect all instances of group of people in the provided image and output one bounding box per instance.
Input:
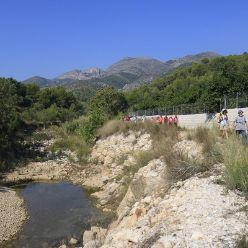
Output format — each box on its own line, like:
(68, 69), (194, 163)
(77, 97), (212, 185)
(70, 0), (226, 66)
(123, 114), (179, 126)
(151, 115), (178, 126)
(217, 109), (247, 144)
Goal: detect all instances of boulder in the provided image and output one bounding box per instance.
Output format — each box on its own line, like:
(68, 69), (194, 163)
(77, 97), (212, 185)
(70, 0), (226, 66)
(83, 226), (107, 247)
(69, 237), (78, 245)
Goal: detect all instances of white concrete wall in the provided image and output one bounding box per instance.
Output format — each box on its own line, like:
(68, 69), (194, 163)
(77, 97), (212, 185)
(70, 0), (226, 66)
(177, 113), (208, 129)
(142, 107), (248, 129)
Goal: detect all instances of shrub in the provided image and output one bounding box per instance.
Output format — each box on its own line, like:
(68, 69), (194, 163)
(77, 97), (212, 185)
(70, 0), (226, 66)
(81, 111), (107, 143)
(222, 136), (248, 192)
(88, 87), (128, 117)
(48, 118), (90, 164)
(97, 120), (131, 138)
(50, 134), (90, 163)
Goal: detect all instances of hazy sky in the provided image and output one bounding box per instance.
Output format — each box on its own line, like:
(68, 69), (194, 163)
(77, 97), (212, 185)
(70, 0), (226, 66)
(0, 0), (247, 80)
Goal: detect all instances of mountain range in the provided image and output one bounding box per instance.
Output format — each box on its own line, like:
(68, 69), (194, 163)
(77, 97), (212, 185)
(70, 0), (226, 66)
(23, 51), (220, 90)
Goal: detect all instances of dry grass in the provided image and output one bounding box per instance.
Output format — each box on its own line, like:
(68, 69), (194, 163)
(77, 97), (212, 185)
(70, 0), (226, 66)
(97, 120), (131, 138)
(97, 119), (179, 139)
(100, 120), (224, 186)
(191, 126), (218, 154)
(115, 154), (128, 165)
(222, 136), (248, 192)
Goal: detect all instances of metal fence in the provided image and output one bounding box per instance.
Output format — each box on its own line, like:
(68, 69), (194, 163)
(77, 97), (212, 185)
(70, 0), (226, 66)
(130, 93), (248, 116)
(222, 93), (248, 109)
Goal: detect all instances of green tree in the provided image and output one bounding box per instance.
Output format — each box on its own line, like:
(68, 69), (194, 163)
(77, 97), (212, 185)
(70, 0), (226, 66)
(82, 87), (128, 143)
(88, 87), (128, 117)
(0, 78), (20, 160)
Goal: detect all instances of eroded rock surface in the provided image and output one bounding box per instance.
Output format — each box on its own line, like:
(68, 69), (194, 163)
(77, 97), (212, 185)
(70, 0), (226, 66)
(173, 139), (204, 162)
(3, 160), (73, 183)
(117, 159), (168, 218)
(100, 176), (248, 248)
(82, 131), (153, 210)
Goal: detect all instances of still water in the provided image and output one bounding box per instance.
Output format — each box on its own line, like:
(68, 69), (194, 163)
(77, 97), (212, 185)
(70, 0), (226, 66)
(7, 182), (106, 248)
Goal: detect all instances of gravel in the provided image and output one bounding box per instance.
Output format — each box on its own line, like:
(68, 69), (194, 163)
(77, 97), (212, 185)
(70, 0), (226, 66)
(0, 187), (27, 244)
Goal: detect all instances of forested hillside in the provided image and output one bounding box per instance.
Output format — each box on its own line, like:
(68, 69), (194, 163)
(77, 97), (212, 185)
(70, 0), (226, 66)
(0, 78), (82, 167)
(1, 52), (248, 171)
(125, 53), (248, 111)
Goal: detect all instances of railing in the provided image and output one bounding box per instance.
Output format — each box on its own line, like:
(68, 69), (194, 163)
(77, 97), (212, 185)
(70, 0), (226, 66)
(129, 93), (248, 116)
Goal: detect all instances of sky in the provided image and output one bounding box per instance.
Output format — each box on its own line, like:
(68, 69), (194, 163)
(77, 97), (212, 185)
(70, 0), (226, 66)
(0, 0), (248, 80)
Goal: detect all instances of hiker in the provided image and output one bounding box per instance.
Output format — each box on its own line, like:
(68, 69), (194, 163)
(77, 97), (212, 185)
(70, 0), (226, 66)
(158, 115), (163, 124)
(123, 115), (130, 122)
(218, 109), (229, 139)
(234, 109), (247, 145)
(164, 115), (168, 125)
(168, 116), (173, 126)
(173, 115), (178, 127)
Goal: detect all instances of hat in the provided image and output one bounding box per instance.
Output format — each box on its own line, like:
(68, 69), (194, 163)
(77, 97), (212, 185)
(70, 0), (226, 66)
(238, 109), (243, 114)
(222, 109), (227, 114)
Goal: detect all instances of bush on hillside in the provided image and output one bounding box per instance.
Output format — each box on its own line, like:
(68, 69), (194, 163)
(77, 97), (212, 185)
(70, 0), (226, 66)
(81, 87), (128, 143)
(88, 86), (128, 116)
(48, 117), (90, 163)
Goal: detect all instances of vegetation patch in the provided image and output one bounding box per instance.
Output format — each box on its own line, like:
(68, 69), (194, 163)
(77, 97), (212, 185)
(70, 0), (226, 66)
(125, 53), (248, 112)
(222, 136), (248, 192)
(48, 117), (90, 164)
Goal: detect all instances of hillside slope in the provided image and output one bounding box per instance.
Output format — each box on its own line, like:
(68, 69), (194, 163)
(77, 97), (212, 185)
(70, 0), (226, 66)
(23, 52), (219, 89)
(125, 53), (248, 111)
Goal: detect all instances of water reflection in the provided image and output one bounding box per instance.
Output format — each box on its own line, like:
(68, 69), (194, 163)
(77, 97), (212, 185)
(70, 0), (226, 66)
(9, 182), (103, 248)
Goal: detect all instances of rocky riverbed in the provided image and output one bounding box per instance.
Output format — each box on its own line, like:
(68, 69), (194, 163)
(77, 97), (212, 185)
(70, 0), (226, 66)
(0, 187), (27, 245)
(1, 130), (248, 247)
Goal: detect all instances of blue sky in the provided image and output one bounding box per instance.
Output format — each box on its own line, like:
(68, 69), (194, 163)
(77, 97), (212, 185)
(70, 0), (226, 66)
(0, 0), (248, 80)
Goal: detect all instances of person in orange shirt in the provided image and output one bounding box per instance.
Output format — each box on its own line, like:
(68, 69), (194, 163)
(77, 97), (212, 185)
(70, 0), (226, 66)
(168, 116), (173, 126)
(158, 115), (163, 124)
(173, 115), (178, 127)
(164, 115), (168, 125)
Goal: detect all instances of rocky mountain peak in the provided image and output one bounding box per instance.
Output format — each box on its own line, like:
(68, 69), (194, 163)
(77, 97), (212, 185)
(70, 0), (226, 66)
(56, 67), (105, 81)
(23, 51), (221, 89)
(83, 67), (105, 75)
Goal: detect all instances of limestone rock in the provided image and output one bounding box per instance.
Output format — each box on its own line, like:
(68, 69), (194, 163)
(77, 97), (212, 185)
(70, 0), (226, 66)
(102, 175), (248, 248)
(117, 159), (167, 218)
(191, 231), (204, 240)
(83, 226), (107, 247)
(173, 139), (204, 162)
(58, 245), (67, 248)
(69, 237), (78, 245)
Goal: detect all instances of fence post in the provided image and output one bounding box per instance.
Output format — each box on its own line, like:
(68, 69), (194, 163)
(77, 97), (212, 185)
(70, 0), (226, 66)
(224, 94), (227, 109)
(236, 92), (239, 109)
